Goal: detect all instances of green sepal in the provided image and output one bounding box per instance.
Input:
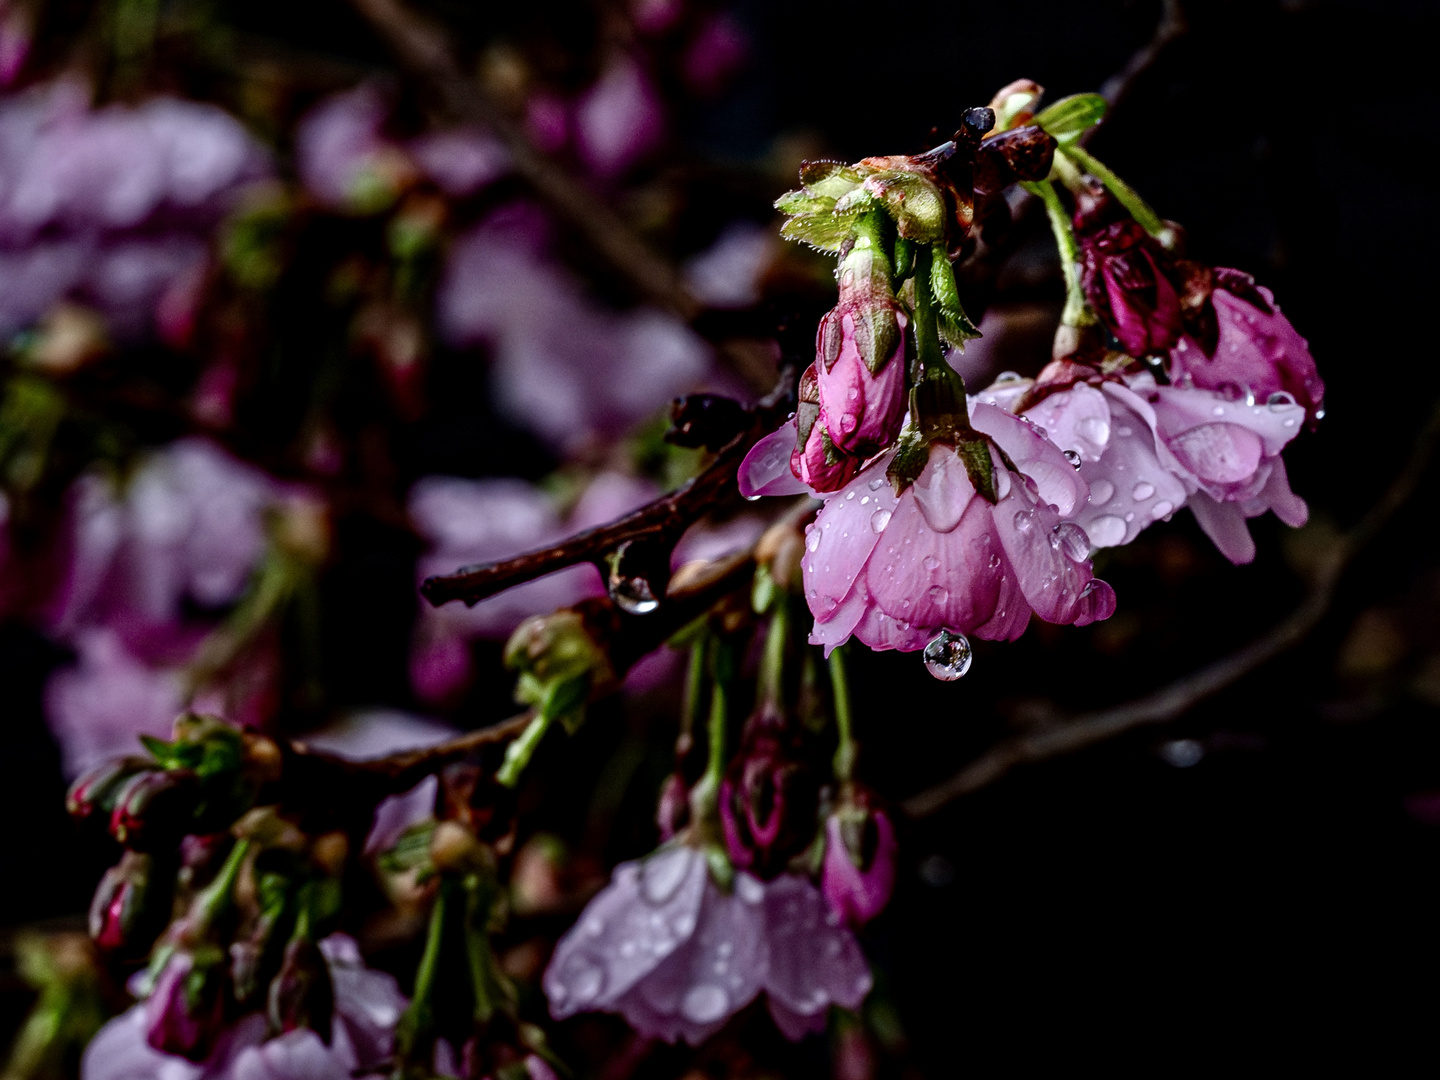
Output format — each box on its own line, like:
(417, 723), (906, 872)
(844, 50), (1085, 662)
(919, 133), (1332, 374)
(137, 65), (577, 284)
(1033, 93), (1108, 145)
(886, 425), (930, 494)
(892, 237), (916, 282)
(703, 844), (735, 892)
(773, 189), (831, 216)
(929, 245), (981, 348)
(954, 435), (999, 504)
(545, 673), (591, 736)
(377, 820), (436, 877)
(832, 186), (878, 216)
(797, 161), (863, 199)
(780, 212), (859, 254)
(866, 172), (946, 244)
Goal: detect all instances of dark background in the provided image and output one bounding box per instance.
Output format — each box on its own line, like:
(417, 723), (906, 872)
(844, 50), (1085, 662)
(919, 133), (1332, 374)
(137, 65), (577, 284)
(5, 0), (1439, 1070)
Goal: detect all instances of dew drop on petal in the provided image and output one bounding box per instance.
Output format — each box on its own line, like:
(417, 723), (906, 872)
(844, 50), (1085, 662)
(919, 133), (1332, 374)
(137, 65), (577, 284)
(1151, 500), (1173, 519)
(1089, 479), (1114, 506)
(1052, 522), (1091, 562)
(923, 630), (972, 681)
(927, 585), (949, 606)
(1267, 391), (1297, 410)
(870, 509), (891, 533)
(996, 370), (1022, 383)
(1063, 449), (1082, 468)
(681, 985), (730, 1024)
(1012, 510), (1034, 535)
(567, 959), (604, 1004)
(641, 848), (690, 904)
(846, 491), (856, 500)
(1087, 514), (1127, 548)
(1132, 481), (1155, 501)
(922, 555), (940, 571)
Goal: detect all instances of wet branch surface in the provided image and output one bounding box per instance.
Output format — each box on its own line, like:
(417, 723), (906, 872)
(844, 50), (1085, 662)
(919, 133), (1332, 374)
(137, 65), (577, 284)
(901, 398), (1440, 818)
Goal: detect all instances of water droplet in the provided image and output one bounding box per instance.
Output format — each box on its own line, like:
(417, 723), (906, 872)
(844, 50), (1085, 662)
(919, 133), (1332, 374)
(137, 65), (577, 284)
(1159, 739), (1204, 768)
(1211, 405), (1225, 417)
(1012, 510), (1034, 534)
(610, 573), (659, 614)
(1132, 481), (1155, 501)
(1151, 500), (1173, 518)
(1090, 479), (1114, 506)
(1087, 515), (1127, 548)
(681, 984), (730, 1023)
(1116, 426), (1134, 438)
(807, 530), (820, 552)
(1052, 522), (1091, 562)
(848, 386), (859, 400)
(923, 555), (940, 571)
(923, 630), (972, 681)
(860, 495), (869, 505)
(735, 875), (765, 904)
(927, 585), (949, 606)
(996, 370), (1023, 384)
(1283, 417), (1296, 428)
(988, 552), (1001, 569)
(846, 490), (856, 500)
(641, 848), (690, 904)
(1314, 408), (1326, 421)
(870, 509), (891, 533)
(566, 959), (604, 1003)
(868, 476), (885, 490)
(1063, 449), (1082, 468)
(1267, 391), (1296, 410)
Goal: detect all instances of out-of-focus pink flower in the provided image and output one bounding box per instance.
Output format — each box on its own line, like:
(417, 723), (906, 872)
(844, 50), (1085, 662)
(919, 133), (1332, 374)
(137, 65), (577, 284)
(407, 128), (509, 197)
(805, 403), (1112, 655)
(525, 92), (570, 154)
(0, 0), (31, 87)
(544, 845), (870, 1044)
(0, 85), (269, 337)
(43, 628), (184, 780)
(1078, 219), (1182, 357)
(47, 439), (282, 649)
(1168, 275), (1325, 422)
(143, 951), (227, 1060)
(682, 222), (773, 309)
(631, 0), (683, 36)
(437, 204), (711, 451)
(815, 308), (908, 455)
(821, 810), (896, 927)
(573, 60), (663, 179)
(683, 15), (748, 95)
(295, 84), (412, 210)
(82, 935), (406, 1080)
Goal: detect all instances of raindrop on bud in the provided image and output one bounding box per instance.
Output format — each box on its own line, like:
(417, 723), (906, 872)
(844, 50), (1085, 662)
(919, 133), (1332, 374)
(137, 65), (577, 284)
(922, 630), (972, 681)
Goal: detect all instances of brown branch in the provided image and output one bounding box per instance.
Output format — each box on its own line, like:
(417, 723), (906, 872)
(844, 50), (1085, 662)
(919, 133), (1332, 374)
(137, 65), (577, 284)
(1097, 0), (1187, 111)
(901, 397), (1440, 818)
(347, 0), (698, 320)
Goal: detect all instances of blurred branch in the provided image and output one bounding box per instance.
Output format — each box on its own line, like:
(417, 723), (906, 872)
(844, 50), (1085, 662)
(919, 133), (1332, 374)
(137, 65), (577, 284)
(1097, 0), (1187, 110)
(902, 397), (1440, 818)
(346, 0), (699, 319)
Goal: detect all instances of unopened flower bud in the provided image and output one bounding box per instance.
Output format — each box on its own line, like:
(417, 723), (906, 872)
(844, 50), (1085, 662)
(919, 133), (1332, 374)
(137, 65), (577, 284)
(66, 757), (150, 825)
(791, 365), (863, 494)
(815, 300), (908, 455)
(267, 936), (335, 1043)
(89, 851), (165, 956)
(1075, 190), (1184, 358)
(821, 805), (897, 926)
(429, 819), (484, 873)
(988, 78), (1044, 131)
(144, 948), (228, 1061)
(109, 769), (201, 851)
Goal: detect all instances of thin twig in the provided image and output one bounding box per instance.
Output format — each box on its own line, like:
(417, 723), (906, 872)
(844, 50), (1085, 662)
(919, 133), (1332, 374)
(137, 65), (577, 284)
(347, 0), (698, 319)
(1097, 0), (1187, 110)
(902, 398), (1440, 818)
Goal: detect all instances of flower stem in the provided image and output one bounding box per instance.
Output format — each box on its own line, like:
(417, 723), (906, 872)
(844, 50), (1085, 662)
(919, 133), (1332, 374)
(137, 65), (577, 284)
(193, 837), (251, 932)
(828, 647), (856, 785)
(910, 246), (946, 381)
(689, 639), (733, 824)
(758, 597), (789, 710)
(1059, 144), (1176, 249)
(495, 711), (552, 788)
(1021, 179), (1096, 329)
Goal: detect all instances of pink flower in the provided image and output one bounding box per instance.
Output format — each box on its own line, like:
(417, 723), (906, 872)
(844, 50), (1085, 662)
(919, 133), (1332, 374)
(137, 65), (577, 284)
(804, 403), (1113, 655)
(82, 935), (406, 1080)
(295, 84), (413, 210)
(815, 307), (908, 455)
(1078, 219), (1183, 357)
(1168, 273), (1324, 422)
(821, 810), (897, 927)
(737, 419), (812, 499)
(544, 845), (871, 1044)
(573, 60), (664, 179)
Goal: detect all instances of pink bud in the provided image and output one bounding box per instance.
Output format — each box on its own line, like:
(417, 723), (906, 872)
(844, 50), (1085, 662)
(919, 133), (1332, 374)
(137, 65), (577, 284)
(822, 811), (897, 926)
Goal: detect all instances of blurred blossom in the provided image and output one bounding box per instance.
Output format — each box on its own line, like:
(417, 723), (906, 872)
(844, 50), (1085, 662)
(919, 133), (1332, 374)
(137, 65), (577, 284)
(683, 14), (749, 95)
(82, 935), (406, 1080)
(408, 471), (657, 702)
(631, 0), (684, 35)
(300, 710), (458, 854)
(524, 91), (570, 154)
(573, 59), (664, 179)
(0, 1), (30, 87)
(683, 221), (773, 309)
(0, 83), (270, 337)
(48, 439), (283, 648)
(437, 203), (711, 451)
(297, 85), (509, 210)
(43, 627), (184, 779)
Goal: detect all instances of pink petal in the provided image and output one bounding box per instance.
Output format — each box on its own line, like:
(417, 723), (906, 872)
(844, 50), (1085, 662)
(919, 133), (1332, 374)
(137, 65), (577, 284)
(802, 459), (897, 623)
(991, 485), (1096, 625)
(1166, 422), (1264, 485)
(971, 402), (1087, 517)
(738, 420), (811, 498)
(1188, 493), (1256, 564)
(761, 875), (872, 1035)
(1022, 381), (1113, 463)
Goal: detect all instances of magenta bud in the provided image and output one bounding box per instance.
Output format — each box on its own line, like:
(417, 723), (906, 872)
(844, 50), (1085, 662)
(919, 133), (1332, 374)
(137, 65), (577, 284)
(267, 936), (335, 1043)
(821, 809), (897, 926)
(655, 773), (690, 841)
(814, 306), (908, 455)
(66, 757), (151, 824)
(1078, 219), (1183, 357)
(109, 769), (201, 851)
(89, 850), (163, 955)
(144, 949), (228, 1061)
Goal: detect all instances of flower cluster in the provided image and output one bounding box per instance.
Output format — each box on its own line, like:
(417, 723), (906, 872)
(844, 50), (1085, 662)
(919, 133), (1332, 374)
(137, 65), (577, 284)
(741, 81), (1321, 671)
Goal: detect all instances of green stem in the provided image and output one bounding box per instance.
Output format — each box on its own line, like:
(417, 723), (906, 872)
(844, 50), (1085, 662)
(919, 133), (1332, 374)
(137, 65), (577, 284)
(688, 640), (733, 824)
(828, 647), (856, 785)
(911, 246), (945, 380)
(495, 712), (552, 788)
(412, 877), (450, 1013)
(1021, 179), (1095, 329)
(758, 598), (789, 710)
(1059, 144), (1176, 249)
(681, 640), (706, 747)
(194, 837), (252, 932)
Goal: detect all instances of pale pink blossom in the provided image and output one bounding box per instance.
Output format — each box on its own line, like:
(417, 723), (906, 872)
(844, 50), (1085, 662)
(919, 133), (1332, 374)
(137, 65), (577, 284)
(81, 935), (406, 1080)
(544, 845), (870, 1044)
(804, 404), (1112, 655)
(573, 60), (663, 179)
(1168, 276), (1324, 421)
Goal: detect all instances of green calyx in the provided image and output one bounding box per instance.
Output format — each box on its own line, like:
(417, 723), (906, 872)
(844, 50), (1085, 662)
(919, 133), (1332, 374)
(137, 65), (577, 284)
(776, 158), (954, 256)
(830, 213), (902, 374)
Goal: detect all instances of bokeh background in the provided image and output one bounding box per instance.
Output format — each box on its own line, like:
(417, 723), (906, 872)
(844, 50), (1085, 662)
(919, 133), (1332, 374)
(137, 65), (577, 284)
(3, 0), (1438, 1072)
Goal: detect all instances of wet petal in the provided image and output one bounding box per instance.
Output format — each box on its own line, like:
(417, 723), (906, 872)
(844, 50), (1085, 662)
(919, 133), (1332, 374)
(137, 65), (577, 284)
(1188, 493), (1256, 564)
(761, 875), (871, 1037)
(971, 403), (1087, 516)
(738, 421), (811, 498)
(803, 457), (896, 623)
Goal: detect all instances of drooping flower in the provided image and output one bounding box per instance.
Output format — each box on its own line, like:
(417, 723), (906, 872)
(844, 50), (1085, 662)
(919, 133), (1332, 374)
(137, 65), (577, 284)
(1167, 272), (1325, 422)
(81, 935), (406, 1080)
(1077, 216), (1183, 358)
(804, 403), (1113, 655)
(821, 808), (897, 927)
(544, 845), (870, 1044)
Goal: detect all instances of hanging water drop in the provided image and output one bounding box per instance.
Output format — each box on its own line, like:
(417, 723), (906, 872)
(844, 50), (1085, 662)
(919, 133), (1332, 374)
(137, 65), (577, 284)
(1063, 449), (1082, 468)
(870, 508), (891, 533)
(923, 630), (972, 681)
(1051, 522), (1091, 562)
(610, 572), (659, 614)
(1132, 481), (1155, 501)
(1267, 391), (1296, 410)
